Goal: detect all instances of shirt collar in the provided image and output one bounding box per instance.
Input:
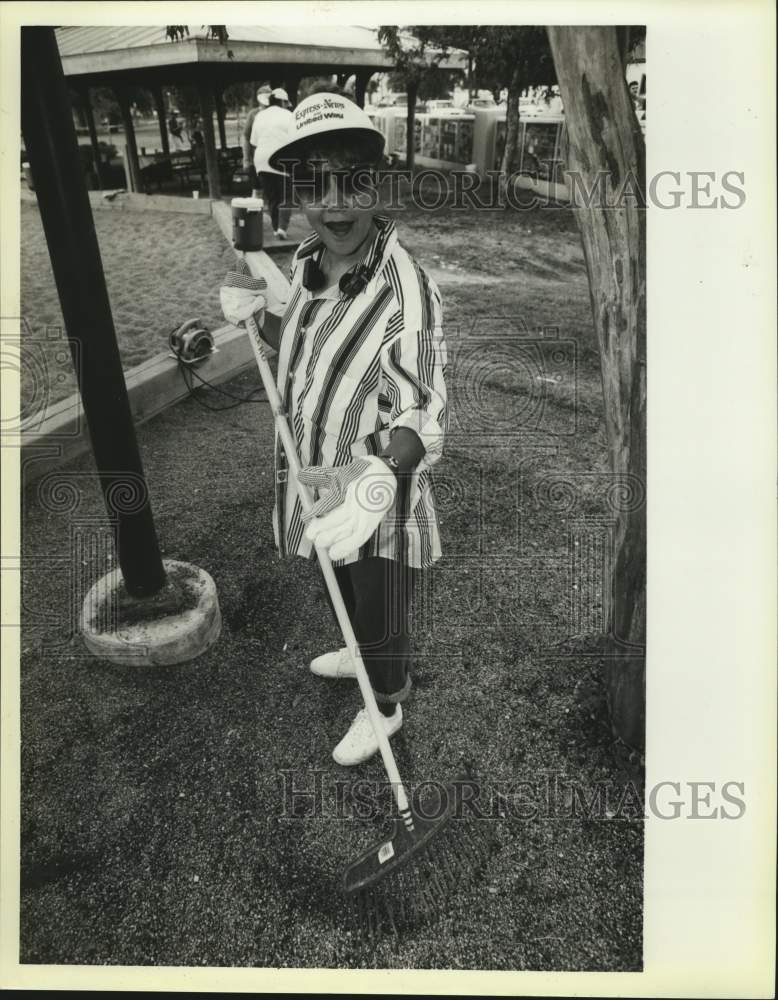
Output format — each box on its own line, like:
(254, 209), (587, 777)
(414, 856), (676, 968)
(297, 216), (398, 299)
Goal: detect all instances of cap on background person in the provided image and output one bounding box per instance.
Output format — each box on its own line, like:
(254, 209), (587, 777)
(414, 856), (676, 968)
(257, 85), (272, 108)
(270, 87), (291, 107)
(267, 92), (385, 172)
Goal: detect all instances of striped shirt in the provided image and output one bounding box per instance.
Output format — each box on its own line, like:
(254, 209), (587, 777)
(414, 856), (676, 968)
(270, 216), (447, 569)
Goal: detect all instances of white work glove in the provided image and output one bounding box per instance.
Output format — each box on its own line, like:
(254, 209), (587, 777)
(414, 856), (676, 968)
(299, 456), (397, 561)
(220, 264), (267, 327)
(220, 258), (289, 327)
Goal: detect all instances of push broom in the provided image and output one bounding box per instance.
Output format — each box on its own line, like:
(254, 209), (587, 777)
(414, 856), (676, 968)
(226, 239), (490, 938)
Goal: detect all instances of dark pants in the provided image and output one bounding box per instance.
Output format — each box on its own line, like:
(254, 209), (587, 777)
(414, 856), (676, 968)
(322, 557), (416, 715)
(247, 160), (260, 194)
(258, 171), (292, 233)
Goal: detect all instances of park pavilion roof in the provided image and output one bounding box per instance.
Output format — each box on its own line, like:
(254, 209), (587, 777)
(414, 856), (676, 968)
(55, 25), (397, 79)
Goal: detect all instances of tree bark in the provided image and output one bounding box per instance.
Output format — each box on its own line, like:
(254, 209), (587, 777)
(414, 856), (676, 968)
(547, 26), (646, 749)
(499, 63), (522, 192)
(406, 78), (418, 171)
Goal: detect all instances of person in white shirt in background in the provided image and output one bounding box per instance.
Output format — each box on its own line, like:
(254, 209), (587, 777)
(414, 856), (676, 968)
(242, 85), (272, 193)
(250, 87), (294, 240)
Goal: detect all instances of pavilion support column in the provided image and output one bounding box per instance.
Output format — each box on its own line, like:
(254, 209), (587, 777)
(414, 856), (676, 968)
(79, 85), (105, 189)
(214, 84), (227, 149)
(21, 27), (167, 598)
(336, 72), (349, 89)
(354, 70), (373, 109)
(284, 73), (300, 106)
(115, 85), (143, 192)
(152, 85), (170, 155)
(196, 81), (221, 199)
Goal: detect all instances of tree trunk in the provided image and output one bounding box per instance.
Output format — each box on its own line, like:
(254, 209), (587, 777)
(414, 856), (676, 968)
(406, 78), (418, 171)
(547, 26), (646, 749)
(499, 63), (522, 193)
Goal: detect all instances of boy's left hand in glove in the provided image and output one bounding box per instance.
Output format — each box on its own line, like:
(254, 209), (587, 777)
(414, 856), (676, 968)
(299, 456), (397, 560)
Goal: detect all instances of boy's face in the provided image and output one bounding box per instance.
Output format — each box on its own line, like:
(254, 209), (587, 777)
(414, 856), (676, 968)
(296, 149), (379, 260)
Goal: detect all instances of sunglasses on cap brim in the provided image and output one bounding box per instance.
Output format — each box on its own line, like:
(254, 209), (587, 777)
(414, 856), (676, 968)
(285, 162), (377, 202)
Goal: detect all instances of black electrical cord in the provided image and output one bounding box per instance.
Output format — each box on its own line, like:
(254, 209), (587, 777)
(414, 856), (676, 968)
(172, 338), (268, 412)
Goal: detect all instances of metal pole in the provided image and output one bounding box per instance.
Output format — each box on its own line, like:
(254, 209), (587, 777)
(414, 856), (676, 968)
(21, 27), (167, 597)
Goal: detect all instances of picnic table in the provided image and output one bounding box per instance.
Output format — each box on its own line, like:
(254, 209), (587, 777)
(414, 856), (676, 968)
(136, 147), (244, 194)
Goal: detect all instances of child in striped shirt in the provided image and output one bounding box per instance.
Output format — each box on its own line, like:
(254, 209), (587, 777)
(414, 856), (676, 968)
(221, 94), (447, 766)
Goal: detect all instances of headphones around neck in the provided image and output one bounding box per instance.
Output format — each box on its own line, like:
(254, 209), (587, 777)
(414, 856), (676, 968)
(302, 252), (372, 299)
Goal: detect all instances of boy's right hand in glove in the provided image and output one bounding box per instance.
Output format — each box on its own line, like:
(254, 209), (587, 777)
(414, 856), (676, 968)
(298, 456), (397, 561)
(220, 257), (289, 327)
(220, 264), (267, 327)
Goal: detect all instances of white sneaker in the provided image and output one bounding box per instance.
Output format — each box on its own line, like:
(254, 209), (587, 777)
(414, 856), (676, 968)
(310, 647), (356, 679)
(333, 705), (403, 766)
(275, 228), (288, 241)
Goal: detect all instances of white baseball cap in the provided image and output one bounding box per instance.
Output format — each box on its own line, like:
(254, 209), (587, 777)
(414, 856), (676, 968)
(271, 87), (290, 104)
(268, 92), (385, 172)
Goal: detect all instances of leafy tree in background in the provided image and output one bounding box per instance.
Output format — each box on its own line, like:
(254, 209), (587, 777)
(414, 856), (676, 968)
(427, 26), (555, 186)
(377, 27), (454, 170)
(379, 26), (556, 182)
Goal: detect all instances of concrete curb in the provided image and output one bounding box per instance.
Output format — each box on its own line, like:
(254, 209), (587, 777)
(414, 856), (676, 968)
(21, 186), (213, 214)
(19, 323), (273, 485)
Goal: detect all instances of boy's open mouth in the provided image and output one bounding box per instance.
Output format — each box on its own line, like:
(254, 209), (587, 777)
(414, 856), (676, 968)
(324, 220), (355, 238)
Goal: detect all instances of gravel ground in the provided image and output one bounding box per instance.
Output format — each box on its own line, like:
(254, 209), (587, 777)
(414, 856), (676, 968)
(19, 195), (644, 969)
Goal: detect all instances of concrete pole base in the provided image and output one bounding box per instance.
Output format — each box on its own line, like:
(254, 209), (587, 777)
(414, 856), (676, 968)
(80, 559), (221, 666)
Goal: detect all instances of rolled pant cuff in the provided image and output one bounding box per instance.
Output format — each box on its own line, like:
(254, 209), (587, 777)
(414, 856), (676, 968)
(372, 673), (412, 705)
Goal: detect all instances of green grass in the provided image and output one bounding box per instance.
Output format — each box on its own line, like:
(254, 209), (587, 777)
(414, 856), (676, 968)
(19, 196), (643, 969)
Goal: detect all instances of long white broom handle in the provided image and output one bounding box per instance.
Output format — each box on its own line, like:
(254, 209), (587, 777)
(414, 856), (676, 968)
(243, 312), (413, 819)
